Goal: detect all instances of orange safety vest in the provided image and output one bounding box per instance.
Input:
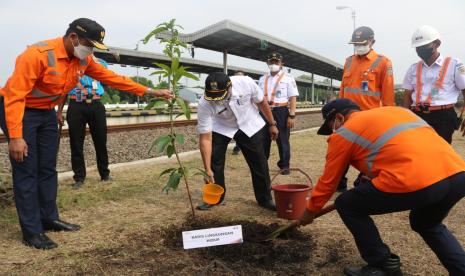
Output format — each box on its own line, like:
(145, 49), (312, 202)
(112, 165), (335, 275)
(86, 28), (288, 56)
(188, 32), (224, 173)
(0, 37), (147, 138)
(307, 106), (465, 212)
(264, 71), (286, 106)
(340, 50), (395, 110)
(415, 57), (452, 106)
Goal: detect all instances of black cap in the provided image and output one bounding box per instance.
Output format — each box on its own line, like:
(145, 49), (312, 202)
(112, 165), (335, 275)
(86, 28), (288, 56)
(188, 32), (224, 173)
(267, 52), (283, 61)
(204, 72), (231, 101)
(69, 18), (107, 50)
(317, 99), (360, 135)
(349, 26), (375, 44)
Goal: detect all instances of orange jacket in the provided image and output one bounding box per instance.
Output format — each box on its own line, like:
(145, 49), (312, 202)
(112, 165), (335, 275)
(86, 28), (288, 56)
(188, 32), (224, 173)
(0, 37), (147, 138)
(307, 106), (465, 212)
(340, 50), (395, 110)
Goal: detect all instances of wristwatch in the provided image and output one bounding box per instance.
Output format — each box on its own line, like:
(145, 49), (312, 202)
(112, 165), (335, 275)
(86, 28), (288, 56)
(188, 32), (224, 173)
(269, 121), (277, 127)
(289, 114), (296, 119)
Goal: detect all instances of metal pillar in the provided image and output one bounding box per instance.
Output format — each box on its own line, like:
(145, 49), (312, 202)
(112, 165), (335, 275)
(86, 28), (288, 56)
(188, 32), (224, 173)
(311, 73), (315, 104)
(223, 50), (228, 74)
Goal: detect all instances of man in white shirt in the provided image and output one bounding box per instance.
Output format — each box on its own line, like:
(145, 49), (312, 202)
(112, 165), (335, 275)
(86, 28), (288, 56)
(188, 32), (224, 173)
(402, 25), (465, 143)
(197, 72), (278, 211)
(259, 53), (299, 175)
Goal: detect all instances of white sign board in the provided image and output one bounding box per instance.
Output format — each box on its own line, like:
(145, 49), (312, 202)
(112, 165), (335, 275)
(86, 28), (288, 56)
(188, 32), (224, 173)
(182, 225), (243, 249)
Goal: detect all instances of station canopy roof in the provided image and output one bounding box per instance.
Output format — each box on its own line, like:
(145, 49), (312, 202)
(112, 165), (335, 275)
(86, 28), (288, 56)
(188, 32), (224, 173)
(156, 20), (344, 80)
(94, 47), (337, 90)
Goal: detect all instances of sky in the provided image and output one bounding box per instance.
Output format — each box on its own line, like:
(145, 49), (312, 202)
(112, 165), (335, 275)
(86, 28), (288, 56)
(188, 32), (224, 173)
(1, 0), (465, 87)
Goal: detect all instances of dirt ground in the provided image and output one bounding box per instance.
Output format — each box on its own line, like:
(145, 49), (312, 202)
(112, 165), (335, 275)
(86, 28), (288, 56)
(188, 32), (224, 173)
(1, 130), (465, 275)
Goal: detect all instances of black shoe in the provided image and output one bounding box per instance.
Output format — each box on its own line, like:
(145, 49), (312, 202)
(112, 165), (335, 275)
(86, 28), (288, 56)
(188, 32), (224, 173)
(72, 180), (84, 189)
(43, 219), (81, 232)
(101, 176), (113, 181)
(280, 168), (290, 175)
(344, 254), (402, 276)
(258, 200), (277, 211)
(232, 149), (240, 155)
(23, 233), (58, 250)
(337, 187), (348, 193)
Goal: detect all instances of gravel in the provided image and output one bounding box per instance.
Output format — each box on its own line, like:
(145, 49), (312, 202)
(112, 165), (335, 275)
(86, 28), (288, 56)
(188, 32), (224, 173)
(0, 113), (323, 173)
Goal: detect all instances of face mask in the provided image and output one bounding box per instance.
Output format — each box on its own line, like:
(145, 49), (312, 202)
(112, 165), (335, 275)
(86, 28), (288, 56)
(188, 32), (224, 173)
(268, 64), (281, 72)
(416, 47), (434, 62)
(354, 45), (371, 56)
(72, 37), (93, 60)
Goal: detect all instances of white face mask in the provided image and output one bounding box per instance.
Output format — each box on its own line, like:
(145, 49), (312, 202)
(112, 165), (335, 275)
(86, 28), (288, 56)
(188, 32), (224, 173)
(268, 64), (281, 72)
(354, 45), (371, 56)
(72, 37), (93, 60)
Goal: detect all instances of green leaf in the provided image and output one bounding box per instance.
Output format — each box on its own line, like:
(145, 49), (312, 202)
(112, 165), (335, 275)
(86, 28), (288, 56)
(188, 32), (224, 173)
(145, 98), (168, 110)
(193, 168), (209, 178)
(153, 62), (172, 74)
(175, 134), (185, 145)
(162, 171), (181, 193)
(182, 71), (199, 81)
(159, 168), (176, 178)
(176, 97), (191, 120)
(166, 144), (175, 158)
(171, 57), (179, 73)
(148, 135), (171, 155)
(149, 71), (166, 76)
(143, 26), (168, 44)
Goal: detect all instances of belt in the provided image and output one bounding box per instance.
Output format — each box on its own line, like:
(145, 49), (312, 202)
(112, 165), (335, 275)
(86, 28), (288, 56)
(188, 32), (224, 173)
(411, 104), (454, 113)
(268, 101), (288, 107)
(70, 95), (101, 100)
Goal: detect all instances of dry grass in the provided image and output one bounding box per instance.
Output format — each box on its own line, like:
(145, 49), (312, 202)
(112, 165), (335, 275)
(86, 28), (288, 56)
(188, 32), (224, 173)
(0, 130), (465, 275)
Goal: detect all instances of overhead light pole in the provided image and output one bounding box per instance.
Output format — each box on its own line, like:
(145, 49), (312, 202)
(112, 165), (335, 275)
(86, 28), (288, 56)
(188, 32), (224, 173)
(336, 6), (356, 31)
(135, 39), (144, 109)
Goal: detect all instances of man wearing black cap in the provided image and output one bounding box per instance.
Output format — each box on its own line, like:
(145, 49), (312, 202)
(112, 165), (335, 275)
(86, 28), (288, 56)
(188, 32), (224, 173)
(197, 72), (278, 211)
(0, 18), (172, 249)
(337, 26), (395, 192)
(298, 99), (465, 275)
(258, 52), (299, 175)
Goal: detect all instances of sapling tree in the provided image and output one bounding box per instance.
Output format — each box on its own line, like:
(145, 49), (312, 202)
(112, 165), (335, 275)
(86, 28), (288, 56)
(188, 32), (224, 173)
(144, 19), (206, 217)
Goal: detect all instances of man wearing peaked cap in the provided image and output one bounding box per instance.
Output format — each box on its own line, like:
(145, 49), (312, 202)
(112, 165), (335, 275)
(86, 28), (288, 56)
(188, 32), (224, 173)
(299, 99), (465, 275)
(337, 26), (395, 192)
(0, 18), (172, 249)
(197, 72), (279, 211)
(258, 52), (299, 176)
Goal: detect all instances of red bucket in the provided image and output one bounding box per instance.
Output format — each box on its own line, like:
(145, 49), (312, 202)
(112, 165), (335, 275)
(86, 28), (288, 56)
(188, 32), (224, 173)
(271, 169), (312, 220)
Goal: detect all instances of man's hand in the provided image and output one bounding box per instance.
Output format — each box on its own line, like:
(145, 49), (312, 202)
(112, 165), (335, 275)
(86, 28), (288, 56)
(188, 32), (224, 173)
(9, 138), (28, 163)
(287, 117), (295, 129)
(57, 112), (65, 126)
(297, 209), (316, 226)
(269, 125), (279, 140)
(204, 169), (215, 184)
(146, 88), (173, 100)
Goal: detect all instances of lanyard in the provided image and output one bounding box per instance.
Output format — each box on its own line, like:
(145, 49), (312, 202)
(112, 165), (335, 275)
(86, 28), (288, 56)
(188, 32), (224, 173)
(264, 72), (286, 105)
(415, 57), (451, 106)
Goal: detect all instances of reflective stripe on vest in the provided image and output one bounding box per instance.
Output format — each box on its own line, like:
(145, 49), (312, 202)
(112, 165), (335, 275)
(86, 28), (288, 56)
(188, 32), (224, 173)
(30, 88), (61, 102)
(32, 41), (56, 67)
(369, 56), (384, 71)
(264, 72), (286, 105)
(415, 57), (452, 105)
(345, 56), (353, 71)
(335, 120), (428, 176)
(344, 87), (380, 97)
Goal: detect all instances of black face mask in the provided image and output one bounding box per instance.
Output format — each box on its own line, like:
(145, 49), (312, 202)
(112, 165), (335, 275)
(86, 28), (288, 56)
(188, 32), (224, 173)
(416, 47), (434, 62)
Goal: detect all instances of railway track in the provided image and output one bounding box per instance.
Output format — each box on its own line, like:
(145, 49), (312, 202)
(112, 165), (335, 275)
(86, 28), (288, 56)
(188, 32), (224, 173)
(0, 110), (320, 143)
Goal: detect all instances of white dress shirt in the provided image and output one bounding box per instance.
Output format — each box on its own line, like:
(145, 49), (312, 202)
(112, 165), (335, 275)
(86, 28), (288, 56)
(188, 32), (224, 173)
(258, 70), (299, 104)
(197, 76), (266, 138)
(402, 54), (465, 106)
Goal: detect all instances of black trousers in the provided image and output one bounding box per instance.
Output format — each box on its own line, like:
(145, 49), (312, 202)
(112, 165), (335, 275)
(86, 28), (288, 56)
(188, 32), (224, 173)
(414, 108), (457, 144)
(211, 128), (273, 204)
(0, 98), (59, 237)
(335, 172), (465, 274)
(66, 100), (109, 181)
(262, 106), (291, 169)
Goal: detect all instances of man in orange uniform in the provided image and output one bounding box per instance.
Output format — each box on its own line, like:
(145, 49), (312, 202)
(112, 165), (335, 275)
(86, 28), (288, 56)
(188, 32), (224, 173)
(337, 26), (395, 192)
(299, 99), (465, 275)
(0, 18), (171, 249)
